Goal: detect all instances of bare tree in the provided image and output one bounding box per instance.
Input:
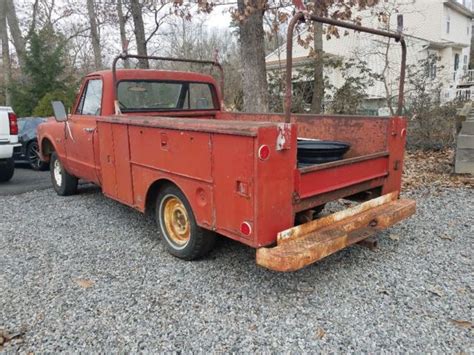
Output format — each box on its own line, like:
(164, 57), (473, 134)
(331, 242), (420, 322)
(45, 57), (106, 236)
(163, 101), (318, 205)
(311, 21), (324, 113)
(130, 0), (148, 68)
(0, 0), (12, 105)
(116, 0), (130, 68)
(86, 0), (102, 69)
(236, 0), (268, 112)
(5, 0), (26, 70)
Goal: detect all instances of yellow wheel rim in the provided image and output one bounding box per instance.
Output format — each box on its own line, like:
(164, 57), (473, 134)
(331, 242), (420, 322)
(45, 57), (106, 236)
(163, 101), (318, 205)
(162, 196), (190, 246)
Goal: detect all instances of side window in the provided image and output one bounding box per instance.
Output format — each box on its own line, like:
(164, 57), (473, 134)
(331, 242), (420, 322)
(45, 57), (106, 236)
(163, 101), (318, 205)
(188, 83), (215, 110)
(77, 79), (103, 115)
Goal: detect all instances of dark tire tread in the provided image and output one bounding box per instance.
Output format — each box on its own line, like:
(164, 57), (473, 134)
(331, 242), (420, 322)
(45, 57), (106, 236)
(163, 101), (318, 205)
(50, 152), (78, 196)
(0, 158), (15, 182)
(156, 184), (215, 260)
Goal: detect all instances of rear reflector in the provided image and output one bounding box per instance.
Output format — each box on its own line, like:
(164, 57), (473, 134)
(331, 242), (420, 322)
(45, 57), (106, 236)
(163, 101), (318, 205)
(8, 113), (18, 135)
(240, 221), (252, 236)
(258, 145), (270, 160)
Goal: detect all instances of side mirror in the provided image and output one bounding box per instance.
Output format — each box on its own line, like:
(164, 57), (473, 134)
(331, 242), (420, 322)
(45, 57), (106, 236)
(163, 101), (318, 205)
(51, 101), (68, 122)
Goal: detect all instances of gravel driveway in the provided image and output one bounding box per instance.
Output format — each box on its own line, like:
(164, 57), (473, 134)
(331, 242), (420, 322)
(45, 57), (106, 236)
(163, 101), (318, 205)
(1, 186), (472, 352)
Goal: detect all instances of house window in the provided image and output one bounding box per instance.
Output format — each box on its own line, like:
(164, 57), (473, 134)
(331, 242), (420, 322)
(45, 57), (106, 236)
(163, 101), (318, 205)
(446, 13), (450, 34)
(431, 64), (437, 79)
(454, 53), (460, 72)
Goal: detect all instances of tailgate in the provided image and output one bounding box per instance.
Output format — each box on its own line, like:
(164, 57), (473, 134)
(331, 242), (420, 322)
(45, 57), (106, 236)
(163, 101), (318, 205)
(0, 111), (10, 142)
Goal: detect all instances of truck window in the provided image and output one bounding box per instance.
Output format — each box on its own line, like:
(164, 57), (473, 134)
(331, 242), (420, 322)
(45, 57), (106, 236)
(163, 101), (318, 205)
(188, 83), (214, 110)
(117, 80), (217, 112)
(77, 79), (103, 115)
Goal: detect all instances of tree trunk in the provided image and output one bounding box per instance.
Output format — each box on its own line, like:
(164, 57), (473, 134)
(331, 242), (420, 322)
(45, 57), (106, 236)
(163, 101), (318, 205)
(130, 0), (148, 69)
(0, 0), (11, 105)
(5, 0), (25, 71)
(237, 0), (268, 112)
(310, 22), (324, 114)
(86, 0), (102, 70)
(117, 0), (130, 68)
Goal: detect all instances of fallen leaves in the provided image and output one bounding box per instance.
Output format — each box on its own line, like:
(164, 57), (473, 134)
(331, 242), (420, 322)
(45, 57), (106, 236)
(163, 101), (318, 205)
(438, 234), (454, 241)
(449, 319), (474, 329)
(315, 327), (326, 339)
(402, 149), (474, 191)
(0, 329), (25, 349)
(73, 278), (95, 289)
(427, 285), (444, 297)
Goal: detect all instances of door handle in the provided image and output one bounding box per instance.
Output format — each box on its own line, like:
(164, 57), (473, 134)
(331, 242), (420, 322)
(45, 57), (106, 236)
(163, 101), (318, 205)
(83, 128), (95, 133)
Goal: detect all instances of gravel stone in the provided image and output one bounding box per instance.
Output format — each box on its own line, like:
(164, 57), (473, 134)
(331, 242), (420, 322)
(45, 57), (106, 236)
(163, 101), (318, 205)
(0, 186), (473, 352)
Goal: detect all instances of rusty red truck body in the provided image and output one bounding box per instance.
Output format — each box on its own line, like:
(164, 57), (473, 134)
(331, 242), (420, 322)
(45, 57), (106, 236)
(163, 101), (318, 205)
(37, 14), (415, 271)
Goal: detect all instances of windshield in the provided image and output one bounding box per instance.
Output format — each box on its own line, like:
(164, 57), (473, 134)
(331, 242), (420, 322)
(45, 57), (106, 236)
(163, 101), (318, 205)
(117, 80), (216, 112)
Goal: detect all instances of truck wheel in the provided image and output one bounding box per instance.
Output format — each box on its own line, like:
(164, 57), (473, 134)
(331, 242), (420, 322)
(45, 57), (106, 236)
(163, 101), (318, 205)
(0, 158), (15, 182)
(50, 152), (78, 196)
(156, 184), (215, 260)
(27, 140), (48, 171)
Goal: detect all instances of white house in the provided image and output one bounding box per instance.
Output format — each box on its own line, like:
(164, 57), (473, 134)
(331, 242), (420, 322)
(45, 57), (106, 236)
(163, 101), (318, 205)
(265, 0), (474, 114)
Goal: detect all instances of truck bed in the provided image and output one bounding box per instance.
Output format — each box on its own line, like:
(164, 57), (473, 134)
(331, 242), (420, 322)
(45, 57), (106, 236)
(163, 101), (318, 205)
(217, 111), (406, 211)
(95, 111), (406, 249)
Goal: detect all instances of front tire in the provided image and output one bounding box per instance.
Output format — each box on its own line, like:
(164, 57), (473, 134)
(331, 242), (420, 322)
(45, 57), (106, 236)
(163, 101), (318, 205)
(50, 152), (78, 196)
(156, 184), (215, 260)
(0, 158), (14, 182)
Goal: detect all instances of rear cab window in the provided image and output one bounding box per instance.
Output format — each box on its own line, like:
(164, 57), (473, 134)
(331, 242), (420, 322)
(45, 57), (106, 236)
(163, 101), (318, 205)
(117, 80), (217, 112)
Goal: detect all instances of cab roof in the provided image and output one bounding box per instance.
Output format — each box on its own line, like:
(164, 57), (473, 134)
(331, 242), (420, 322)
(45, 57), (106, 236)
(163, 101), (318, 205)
(88, 69), (218, 86)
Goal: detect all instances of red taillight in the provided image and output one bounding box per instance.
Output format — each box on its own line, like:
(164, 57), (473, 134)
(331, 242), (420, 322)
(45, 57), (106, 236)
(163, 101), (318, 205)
(8, 113), (18, 135)
(240, 221), (252, 236)
(258, 145), (270, 160)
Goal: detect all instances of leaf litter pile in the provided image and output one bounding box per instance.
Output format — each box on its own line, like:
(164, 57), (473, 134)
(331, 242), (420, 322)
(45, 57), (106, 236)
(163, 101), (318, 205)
(402, 149), (473, 191)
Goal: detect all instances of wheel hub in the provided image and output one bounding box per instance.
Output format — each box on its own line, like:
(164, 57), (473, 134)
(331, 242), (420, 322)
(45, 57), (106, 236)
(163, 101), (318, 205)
(53, 160), (62, 186)
(163, 196), (190, 246)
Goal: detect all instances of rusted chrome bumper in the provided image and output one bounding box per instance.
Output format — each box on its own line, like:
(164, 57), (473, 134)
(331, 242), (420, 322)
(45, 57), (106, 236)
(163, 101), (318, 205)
(256, 192), (416, 272)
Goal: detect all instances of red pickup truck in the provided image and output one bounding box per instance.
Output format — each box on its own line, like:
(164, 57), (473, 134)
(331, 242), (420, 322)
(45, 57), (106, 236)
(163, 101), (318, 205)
(38, 15), (415, 272)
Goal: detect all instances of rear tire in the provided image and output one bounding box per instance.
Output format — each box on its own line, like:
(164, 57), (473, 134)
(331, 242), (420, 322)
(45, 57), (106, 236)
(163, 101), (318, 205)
(0, 158), (14, 182)
(156, 184), (215, 260)
(50, 152), (78, 196)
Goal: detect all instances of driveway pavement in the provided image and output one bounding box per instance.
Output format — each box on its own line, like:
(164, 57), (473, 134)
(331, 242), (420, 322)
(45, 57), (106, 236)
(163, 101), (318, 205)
(0, 164), (51, 196)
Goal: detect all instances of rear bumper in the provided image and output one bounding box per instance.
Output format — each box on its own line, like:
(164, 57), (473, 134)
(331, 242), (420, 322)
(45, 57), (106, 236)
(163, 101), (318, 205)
(256, 192), (416, 272)
(0, 143), (21, 160)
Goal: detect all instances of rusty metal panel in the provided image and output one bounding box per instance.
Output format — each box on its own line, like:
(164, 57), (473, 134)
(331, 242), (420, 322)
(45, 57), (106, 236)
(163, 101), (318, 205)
(111, 124), (134, 204)
(293, 178), (385, 213)
(212, 134), (255, 241)
(382, 117), (407, 195)
(297, 155), (389, 199)
(256, 197), (416, 272)
(253, 126), (297, 247)
(97, 122), (117, 199)
(98, 115), (274, 137)
(130, 164), (214, 229)
(128, 126), (213, 182)
(217, 112), (389, 157)
(279, 192), (399, 243)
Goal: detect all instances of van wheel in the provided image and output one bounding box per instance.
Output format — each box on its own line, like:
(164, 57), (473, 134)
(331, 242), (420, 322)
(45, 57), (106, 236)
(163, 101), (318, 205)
(156, 184), (215, 260)
(50, 152), (78, 196)
(28, 140), (48, 171)
(0, 158), (14, 182)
